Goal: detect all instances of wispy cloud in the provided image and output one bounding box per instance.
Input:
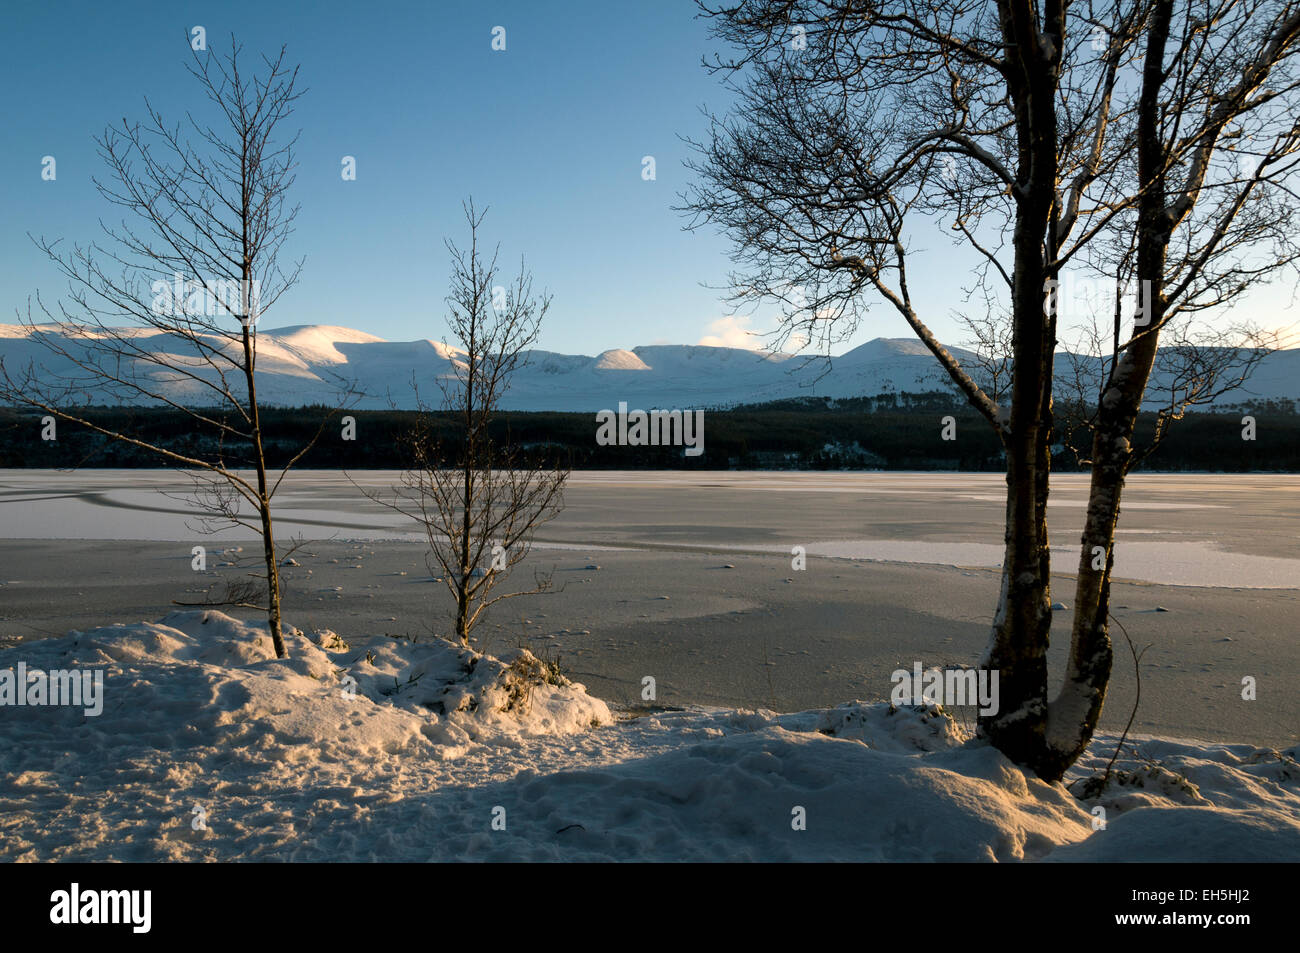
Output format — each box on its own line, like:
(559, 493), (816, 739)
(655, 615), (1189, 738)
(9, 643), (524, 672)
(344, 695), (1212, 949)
(698, 315), (763, 349)
(699, 314), (815, 352)
(702, 314), (790, 351)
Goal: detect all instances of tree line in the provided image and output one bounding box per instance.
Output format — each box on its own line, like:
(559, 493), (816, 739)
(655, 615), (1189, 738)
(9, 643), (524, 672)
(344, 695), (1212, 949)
(4, 399), (1297, 470)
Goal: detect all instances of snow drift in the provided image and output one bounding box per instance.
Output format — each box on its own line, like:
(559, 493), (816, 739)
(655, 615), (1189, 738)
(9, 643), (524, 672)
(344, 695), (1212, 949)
(0, 612), (1296, 861)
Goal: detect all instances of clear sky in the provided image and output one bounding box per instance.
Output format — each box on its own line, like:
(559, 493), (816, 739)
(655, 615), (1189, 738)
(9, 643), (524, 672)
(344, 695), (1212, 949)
(2, 0), (1296, 355)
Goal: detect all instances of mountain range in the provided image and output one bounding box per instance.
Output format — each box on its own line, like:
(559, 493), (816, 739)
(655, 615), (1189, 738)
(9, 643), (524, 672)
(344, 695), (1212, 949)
(1, 323), (1296, 412)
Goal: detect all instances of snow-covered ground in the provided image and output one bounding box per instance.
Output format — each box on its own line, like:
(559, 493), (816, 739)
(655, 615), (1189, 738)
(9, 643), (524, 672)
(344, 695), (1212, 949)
(2, 610), (1295, 861)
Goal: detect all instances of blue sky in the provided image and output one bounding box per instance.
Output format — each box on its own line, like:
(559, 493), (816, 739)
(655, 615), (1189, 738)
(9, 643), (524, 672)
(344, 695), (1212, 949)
(2, 0), (1296, 355)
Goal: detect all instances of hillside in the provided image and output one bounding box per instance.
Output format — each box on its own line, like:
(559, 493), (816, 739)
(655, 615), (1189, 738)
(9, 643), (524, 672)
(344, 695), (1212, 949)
(1, 323), (1296, 412)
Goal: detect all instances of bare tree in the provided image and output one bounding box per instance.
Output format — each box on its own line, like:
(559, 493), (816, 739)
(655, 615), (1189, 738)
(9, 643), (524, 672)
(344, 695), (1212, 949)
(1052, 0), (1300, 775)
(0, 37), (347, 658)
(683, 0), (1099, 777)
(365, 203), (567, 645)
(684, 0), (1300, 780)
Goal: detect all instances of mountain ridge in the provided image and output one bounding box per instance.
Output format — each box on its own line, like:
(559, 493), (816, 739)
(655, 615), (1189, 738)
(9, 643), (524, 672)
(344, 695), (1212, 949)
(1, 323), (1295, 412)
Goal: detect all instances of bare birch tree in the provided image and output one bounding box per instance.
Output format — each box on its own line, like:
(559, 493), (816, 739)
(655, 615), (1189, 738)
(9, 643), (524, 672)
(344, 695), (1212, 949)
(366, 203), (567, 645)
(684, 0), (1300, 780)
(0, 37), (342, 658)
(684, 0), (1092, 777)
(1050, 0), (1300, 774)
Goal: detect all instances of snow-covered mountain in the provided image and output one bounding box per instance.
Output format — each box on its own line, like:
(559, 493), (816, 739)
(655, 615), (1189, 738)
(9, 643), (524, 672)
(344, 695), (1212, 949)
(1, 322), (1296, 411)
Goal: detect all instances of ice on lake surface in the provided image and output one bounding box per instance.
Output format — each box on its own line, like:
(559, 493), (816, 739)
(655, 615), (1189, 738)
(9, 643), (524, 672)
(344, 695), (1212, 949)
(1, 469), (1296, 588)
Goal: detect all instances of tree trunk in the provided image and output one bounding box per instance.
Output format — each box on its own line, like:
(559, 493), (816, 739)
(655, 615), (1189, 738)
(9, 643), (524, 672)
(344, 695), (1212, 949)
(978, 3), (1060, 773)
(457, 307), (476, 646)
(257, 491), (286, 660)
(242, 322), (287, 659)
(980, 272), (1054, 768)
(1042, 0), (1173, 780)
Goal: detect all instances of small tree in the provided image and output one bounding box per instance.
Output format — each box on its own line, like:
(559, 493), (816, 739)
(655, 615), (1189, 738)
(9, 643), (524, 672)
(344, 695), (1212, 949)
(0, 38), (345, 658)
(370, 203), (566, 645)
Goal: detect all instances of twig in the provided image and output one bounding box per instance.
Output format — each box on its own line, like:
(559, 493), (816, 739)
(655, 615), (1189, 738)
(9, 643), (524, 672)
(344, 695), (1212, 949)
(1102, 612), (1152, 784)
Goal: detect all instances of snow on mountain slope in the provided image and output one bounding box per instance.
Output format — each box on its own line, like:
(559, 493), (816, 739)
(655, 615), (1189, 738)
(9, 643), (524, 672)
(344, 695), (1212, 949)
(270, 324), (387, 364)
(593, 348), (650, 370)
(0, 323), (1293, 411)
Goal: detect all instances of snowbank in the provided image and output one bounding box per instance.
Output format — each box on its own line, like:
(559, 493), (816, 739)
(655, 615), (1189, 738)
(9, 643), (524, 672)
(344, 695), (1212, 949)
(0, 615), (1295, 861)
(1056, 735), (1300, 861)
(471, 706), (1094, 861)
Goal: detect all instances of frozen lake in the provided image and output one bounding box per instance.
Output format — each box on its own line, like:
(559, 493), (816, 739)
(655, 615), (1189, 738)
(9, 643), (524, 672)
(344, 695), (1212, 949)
(1, 469), (1297, 746)
(4, 469), (1300, 584)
